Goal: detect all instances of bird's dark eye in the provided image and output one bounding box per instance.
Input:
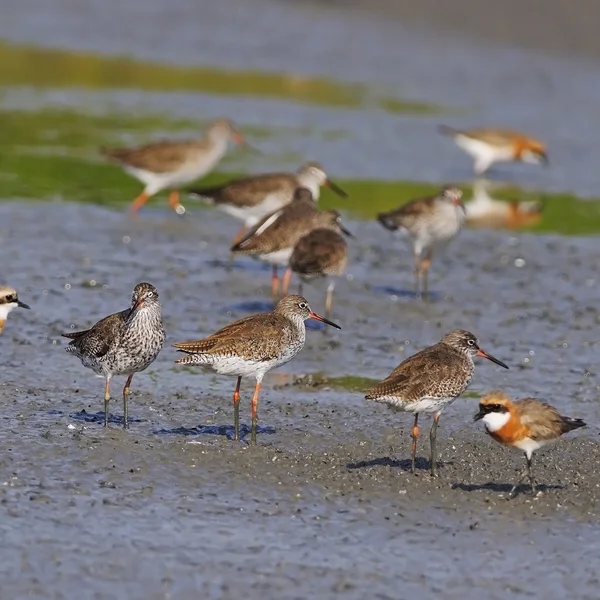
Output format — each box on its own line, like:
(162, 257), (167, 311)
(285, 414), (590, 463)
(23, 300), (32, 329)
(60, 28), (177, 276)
(298, 302), (308, 309)
(146, 291), (154, 298)
(467, 339), (475, 346)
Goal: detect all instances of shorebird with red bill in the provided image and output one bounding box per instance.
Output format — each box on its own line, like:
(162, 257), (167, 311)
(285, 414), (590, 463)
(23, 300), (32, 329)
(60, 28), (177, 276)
(474, 391), (585, 498)
(377, 186), (465, 299)
(102, 118), (245, 215)
(173, 295), (341, 445)
(187, 161), (347, 245)
(438, 125), (548, 175)
(0, 286), (30, 335)
(365, 330), (509, 477)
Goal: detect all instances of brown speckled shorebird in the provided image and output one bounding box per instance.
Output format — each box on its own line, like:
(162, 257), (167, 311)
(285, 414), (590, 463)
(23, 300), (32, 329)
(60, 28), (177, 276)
(289, 220), (353, 322)
(173, 295), (341, 444)
(102, 118), (245, 216)
(0, 286), (30, 334)
(474, 391), (585, 498)
(365, 330), (508, 477)
(377, 186), (466, 299)
(231, 188), (348, 299)
(438, 125), (548, 175)
(188, 161), (347, 245)
(62, 283), (165, 429)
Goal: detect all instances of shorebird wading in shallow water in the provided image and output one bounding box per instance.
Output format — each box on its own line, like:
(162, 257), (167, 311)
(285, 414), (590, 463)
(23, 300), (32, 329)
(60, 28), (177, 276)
(377, 186), (465, 299)
(289, 220), (353, 323)
(231, 188), (349, 300)
(102, 118), (245, 216)
(0, 286), (30, 334)
(365, 330), (508, 477)
(173, 295), (341, 445)
(63, 282), (165, 428)
(187, 161), (347, 246)
(438, 125), (548, 175)
(474, 391), (585, 498)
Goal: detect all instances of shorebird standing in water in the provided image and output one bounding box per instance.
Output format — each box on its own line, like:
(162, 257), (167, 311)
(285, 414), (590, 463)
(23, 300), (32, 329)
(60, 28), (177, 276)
(188, 161), (347, 246)
(474, 391), (585, 498)
(0, 286), (30, 335)
(438, 125), (548, 175)
(231, 188), (349, 300)
(377, 186), (466, 299)
(173, 295), (341, 445)
(63, 282), (165, 429)
(366, 330), (508, 477)
(102, 118), (245, 216)
(289, 218), (353, 322)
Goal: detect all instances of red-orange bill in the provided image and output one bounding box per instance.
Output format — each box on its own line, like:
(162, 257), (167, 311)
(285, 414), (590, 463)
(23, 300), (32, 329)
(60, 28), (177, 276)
(476, 348), (509, 369)
(308, 311), (341, 330)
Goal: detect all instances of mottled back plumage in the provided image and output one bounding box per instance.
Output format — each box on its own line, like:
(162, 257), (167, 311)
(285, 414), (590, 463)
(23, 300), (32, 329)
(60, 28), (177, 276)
(230, 188), (319, 254)
(101, 118), (241, 174)
(290, 227), (349, 279)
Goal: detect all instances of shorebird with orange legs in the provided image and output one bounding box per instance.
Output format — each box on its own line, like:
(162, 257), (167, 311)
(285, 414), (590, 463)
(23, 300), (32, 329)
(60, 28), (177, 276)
(102, 118), (246, 216)
(377, 186), (465, 299)
(474, 391), (585, 498)
(173, 295), (341, 444)
(365, 330), (508, 477)
(438, 125), (548, 175)
(231, 188), (350, 300)
(188, 161), (347, 246)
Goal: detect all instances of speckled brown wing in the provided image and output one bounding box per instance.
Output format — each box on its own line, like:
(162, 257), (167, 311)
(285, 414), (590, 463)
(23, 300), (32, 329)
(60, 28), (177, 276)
(188, 173), (297, 207)
(290, 229), (348, 278)
(62, 310), (128, 358)
(102, 140), (200, 173)
(377, 196), (436, 232)
(365, 344), (469, 403)
(516, 399), (585, 440)
(231, 196), (318, 254)
(173, 313), (289, 362)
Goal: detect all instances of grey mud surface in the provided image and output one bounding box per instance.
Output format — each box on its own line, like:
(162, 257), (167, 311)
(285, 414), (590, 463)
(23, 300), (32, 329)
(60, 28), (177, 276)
(2, 202), (600, 599)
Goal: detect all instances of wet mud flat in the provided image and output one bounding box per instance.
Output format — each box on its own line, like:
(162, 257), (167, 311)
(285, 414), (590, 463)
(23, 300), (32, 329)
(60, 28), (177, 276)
(0, 383), (599, 600)
(1, 201), (600, 598)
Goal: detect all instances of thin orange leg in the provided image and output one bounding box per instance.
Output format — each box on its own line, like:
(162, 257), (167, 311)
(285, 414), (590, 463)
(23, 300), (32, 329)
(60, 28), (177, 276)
(129, 191), (151, 215)
(250, 380), (262, 445)
(168, 190), (185, 215)
(233, 376), (242, 441)
(103, 378), (111, 428)
(410, 413), (419, 474)
(271, 266), (280, 301)
(281, 267), (292, 297)
(420, 251), (432, 300)
(122, 374), (134, 430)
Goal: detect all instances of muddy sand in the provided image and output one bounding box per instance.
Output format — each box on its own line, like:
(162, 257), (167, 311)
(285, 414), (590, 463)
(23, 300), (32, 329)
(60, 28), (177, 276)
(0, 201), (599, 599)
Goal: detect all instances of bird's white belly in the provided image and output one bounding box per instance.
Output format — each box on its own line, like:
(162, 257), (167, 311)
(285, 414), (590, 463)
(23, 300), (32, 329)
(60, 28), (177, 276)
(404, 396), (455, 413)
(126, 162), (214, 194)
(217, 194), (289, 226)
(258, 247), (294, 266)
(204, 355), (278, 378)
